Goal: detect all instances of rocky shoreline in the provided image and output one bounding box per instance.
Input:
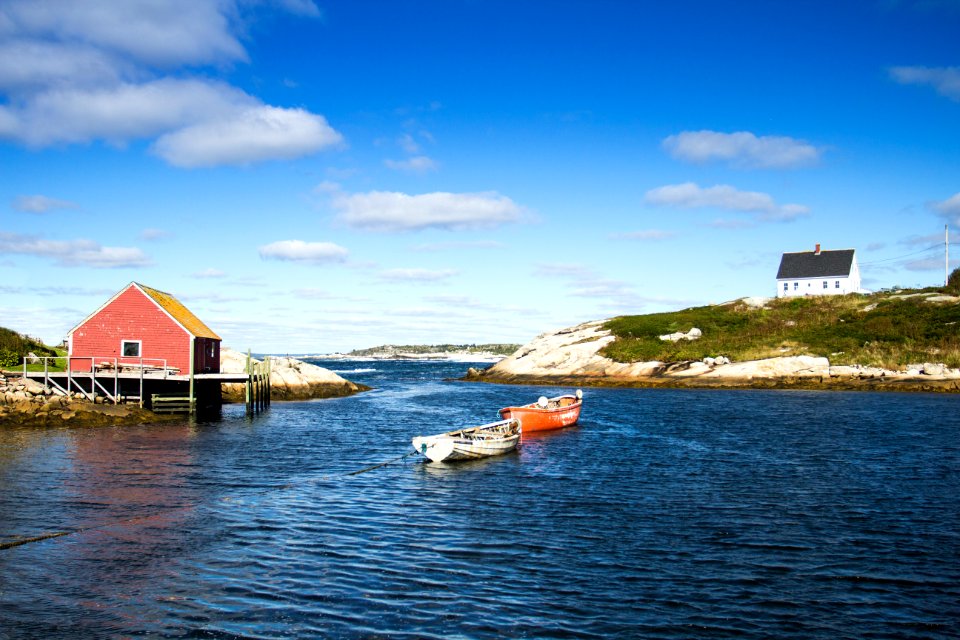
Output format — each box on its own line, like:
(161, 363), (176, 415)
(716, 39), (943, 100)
(0, 374), (177, 428)
(2, 351), (370, 428)
(220, 349), (370, 402)
(465, 320), (960, 394)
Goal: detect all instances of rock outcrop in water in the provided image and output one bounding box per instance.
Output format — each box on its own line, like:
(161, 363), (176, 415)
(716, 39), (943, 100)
(467, 320), (960, 393)
(220, 348), (370, 402)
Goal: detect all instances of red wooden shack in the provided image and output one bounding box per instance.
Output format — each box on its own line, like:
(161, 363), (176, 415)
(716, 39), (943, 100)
(67, 282), (221, 375)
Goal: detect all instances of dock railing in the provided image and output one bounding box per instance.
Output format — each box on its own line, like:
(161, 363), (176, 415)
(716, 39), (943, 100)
(23, 356), (173, 406)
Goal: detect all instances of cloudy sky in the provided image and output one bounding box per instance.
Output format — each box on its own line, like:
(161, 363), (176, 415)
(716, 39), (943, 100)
(2, 0), (958, 353)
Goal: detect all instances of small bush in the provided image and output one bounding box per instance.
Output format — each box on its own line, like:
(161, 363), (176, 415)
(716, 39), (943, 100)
(947, 267), (960, 295)
(0, 349), (20, 368)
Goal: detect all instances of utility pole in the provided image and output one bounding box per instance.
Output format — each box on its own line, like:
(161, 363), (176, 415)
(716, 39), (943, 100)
(947, 224), (951, 287)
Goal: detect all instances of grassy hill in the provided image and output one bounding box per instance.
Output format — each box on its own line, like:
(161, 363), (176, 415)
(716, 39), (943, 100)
(601, 286), (960, 370)
(0, 327), (59, 369)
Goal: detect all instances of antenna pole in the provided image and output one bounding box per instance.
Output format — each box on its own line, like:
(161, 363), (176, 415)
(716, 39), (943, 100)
(947, 224), (950, 287)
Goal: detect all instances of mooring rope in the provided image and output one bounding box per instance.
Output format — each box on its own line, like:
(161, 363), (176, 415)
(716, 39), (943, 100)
(1, 448), (421, 552)
(0, 508), (195, 551)
(347, 450), (418, 476)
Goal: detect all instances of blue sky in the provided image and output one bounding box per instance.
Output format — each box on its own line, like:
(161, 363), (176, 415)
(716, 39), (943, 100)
(2, 0), (959, 353)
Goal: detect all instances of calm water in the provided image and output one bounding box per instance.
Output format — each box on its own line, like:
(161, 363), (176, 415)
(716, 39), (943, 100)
(1, 360), (958, 639)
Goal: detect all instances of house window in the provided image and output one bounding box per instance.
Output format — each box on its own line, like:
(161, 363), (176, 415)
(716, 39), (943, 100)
(121, 340), (141, 357)
(823, 280), (828, 289)
(836, 280), (841, 288)
(783, 282), (788, 291)
(793, 282), (798, 291)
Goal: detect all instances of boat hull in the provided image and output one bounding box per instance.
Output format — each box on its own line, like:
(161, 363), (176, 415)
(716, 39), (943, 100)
(498, 394), (582, 433)
(412, 419), (520, 463)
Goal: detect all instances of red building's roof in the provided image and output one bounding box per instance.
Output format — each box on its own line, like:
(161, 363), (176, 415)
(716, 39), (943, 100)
(67, 282), (221, 340)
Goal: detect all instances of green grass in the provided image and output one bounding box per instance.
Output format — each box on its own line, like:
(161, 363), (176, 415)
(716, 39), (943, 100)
(0, 327), (60, 369)
(601, 290), (960, 369)
(22, 349), (68, 372)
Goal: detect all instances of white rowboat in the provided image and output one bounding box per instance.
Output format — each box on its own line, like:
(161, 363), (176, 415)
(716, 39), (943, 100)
(411, 419), (521, 463)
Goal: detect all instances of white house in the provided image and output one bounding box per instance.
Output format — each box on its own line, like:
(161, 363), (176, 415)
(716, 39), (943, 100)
(776, 244), (862, 298)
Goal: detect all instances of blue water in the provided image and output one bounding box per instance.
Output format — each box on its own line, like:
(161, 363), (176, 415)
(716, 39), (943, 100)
(1, 360), (958, 639)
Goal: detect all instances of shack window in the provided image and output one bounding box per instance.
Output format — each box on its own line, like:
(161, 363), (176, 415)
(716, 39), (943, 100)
(207, 342), (216, 358)
(122, 340), (141, 357)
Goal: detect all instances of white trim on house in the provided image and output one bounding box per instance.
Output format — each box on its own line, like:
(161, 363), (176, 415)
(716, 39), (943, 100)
(121, 339), (142, 357)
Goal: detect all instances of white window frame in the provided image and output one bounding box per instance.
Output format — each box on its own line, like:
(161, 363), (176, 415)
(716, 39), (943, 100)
(823, 280), (828, 289)
(121, 340), (142, 358)
(835, 280), (841, 289)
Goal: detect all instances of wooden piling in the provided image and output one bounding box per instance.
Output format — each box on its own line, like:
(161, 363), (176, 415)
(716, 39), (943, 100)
(241, 351), (271, 417)
(189, 337), (196, 415)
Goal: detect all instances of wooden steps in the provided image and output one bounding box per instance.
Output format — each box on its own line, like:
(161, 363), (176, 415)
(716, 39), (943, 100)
(150, 395), (195, 413)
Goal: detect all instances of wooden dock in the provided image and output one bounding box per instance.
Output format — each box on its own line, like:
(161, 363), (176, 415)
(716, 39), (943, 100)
(23, 352), (269, 416)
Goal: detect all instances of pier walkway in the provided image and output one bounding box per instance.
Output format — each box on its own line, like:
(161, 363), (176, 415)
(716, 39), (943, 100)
(23, 354), (270, 415)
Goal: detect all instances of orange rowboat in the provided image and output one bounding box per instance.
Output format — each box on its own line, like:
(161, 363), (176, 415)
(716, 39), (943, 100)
(498, 390), (583, 433)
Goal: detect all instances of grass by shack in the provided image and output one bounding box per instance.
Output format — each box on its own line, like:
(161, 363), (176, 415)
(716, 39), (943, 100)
(601, 287), (960, 370)
(0, 327), (65, 371)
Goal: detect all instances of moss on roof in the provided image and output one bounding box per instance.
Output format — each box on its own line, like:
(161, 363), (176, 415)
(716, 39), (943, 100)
(137, 283), (221, 340)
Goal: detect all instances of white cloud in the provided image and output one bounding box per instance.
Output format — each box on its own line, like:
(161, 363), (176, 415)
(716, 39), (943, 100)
(0, 1), (339, 167)
(12, 194), (78, 213)
(0, 232), (150, 268)
(932, 192), (960, 223)
(0, 0), (247, 68)
(534, 263), (597, 279)
(153, 105), (343, 167)
(379, 268), (458, 282)
(709, 218), (756, 229)
(2, 78), (257, 146)
(890, 66), (960, 101)
(384, 155), (438, 173)
(0, 40), (128, 91)
(293, 288), (335, 299)
(612, 229), (676, 241)
(275, 0), (322, 18)
(140, 228), (172, 241)
(332, 190), (523, 232)
(398, 133), (419, 154)
(899, 233), (944, 247)
(662, 130), (821, 168)
(644, 182), (809, 222)
(904, 257), (958, 272)
(258, 240), (349, 264)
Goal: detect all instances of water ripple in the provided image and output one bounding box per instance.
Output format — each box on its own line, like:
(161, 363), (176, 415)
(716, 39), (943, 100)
(1, 363), (959, 638)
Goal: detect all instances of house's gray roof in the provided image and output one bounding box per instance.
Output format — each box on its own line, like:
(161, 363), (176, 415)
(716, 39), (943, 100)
(776, 249), (855, 279)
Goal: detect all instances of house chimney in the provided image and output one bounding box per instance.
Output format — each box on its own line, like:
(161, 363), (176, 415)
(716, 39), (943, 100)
(814, 243), (821, 255)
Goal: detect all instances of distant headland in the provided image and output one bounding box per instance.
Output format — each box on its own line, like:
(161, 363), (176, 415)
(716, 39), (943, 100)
(305, 343), (519, 362)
